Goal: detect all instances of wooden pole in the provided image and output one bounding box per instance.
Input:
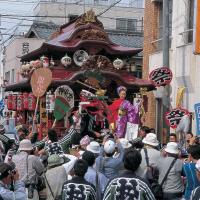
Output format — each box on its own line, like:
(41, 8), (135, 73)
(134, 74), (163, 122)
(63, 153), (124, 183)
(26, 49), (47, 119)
(32, 97), (39, 133)
(52, 119), (56, 128)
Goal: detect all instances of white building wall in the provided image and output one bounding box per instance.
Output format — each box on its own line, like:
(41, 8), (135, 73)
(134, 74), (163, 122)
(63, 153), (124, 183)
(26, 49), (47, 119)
(33, 2), (144, 29)
(149, 0), (199, 133)
(4, 38), (44, 84)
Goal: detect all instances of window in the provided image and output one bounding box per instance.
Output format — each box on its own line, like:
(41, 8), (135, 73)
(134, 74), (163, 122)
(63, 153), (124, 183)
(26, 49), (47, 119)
(116, 18), (138, 32)
(188, 0), (194, 43)
(5, 71), (10, 84)
(68, 15), (78, 22)
(11, 69), (15, 83)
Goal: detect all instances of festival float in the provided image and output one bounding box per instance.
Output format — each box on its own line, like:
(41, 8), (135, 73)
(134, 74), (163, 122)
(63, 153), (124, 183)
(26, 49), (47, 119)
(4, 10), (155, 139)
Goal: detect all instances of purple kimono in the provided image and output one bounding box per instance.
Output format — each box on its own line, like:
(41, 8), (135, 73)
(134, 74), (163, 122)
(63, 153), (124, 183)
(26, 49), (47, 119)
(116, 100), (140, 138)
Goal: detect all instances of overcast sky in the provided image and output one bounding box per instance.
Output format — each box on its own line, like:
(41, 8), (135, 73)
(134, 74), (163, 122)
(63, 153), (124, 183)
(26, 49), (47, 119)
(0, 0), (38, 44)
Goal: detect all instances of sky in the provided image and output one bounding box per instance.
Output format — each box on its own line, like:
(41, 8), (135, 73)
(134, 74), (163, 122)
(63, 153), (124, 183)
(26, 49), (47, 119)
(0, 0), (39, 45)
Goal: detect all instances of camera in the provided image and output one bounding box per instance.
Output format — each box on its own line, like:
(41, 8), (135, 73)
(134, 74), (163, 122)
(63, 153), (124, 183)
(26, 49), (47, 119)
(27, 184), (34, 199)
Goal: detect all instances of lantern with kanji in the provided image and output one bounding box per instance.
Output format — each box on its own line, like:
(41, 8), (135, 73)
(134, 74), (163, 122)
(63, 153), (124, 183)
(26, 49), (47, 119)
(23, 93), (29, 110)
(17, 93), (24, 111)
(12, 94), (17, 111)
(28, 93), (36, 111)
(7, 94), (13, 110)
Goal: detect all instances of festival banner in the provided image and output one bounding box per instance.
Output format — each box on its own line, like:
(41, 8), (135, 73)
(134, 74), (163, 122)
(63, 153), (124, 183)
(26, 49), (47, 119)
(194, 103), (200, 135)
(40, 97), (48, 137)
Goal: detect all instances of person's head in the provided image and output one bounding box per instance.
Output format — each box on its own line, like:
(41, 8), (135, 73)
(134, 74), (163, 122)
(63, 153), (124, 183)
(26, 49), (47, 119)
(48, 129), (58, 142)
(73, 159), (88, 177)
(71, 132), (82, 146)
(186, 132), (193, 142)
(149, 128), (155, 134)
(80, 135), (90, 150)
(164, 142), (179, 157)
(123, 149), (142, 172)
(104, 140), (116, 157)
(117, 86), (127, 100)
(195, 159), (200, 181)
(0, 163), (14, 185)
(47, 154), (64, 169)
(17, 125), (28, 141)
(142, 133), (159, 148)
(138, 126), (150, 138)
(82, 150), (95, 167)
(86, 141), (100, 156)
(187, 145), (200, 162)
(18, 139), (33, 153)
(169, 133), (177, 143)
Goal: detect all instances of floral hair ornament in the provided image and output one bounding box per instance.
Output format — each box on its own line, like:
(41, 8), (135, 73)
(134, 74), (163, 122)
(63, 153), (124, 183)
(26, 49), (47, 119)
(117, 86), (127, 95)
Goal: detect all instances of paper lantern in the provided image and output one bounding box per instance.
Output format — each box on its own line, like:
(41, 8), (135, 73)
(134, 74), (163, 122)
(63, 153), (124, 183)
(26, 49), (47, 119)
(7, 94), (13, 110)
(61, 54), (72, 67)
(113, 58), (124, 69)
(12, 94), (17, 111)
(23, 93), (29, 110)
(17, 93), (24, 111)
(28, 93), (36, 111)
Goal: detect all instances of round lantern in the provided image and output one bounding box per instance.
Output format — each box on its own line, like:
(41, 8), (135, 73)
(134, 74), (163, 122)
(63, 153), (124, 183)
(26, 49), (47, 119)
(113, 58), (124, 69)
(12, 94), (17, 111)
(17, 93), (24, 111)
(7, 94), (13, 110)
(61, 54), (72, 67)
(28, 93), (36, 111)
(23, 93), (29, 110)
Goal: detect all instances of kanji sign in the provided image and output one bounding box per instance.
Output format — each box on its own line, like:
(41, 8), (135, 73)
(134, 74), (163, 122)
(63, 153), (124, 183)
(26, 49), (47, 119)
(30, 68), (52, 97)
(195, 103), (200, 135)
(149, 67), (173, 87)
(165, 108), (189, 129)
(22, 42), (30, 55)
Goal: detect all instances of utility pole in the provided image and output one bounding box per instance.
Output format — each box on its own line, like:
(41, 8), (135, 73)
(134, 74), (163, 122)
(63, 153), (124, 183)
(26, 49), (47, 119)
(162, 0), (170, 142)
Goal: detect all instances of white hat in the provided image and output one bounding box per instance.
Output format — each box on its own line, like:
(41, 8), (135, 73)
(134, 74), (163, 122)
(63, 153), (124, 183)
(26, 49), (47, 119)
(165, 142), (179, 154)
(86, 141), (100, 154)
(104, 140), (116, 154)
(119, 138), (132, 149)
(142, 133), (159, 147)
(18, 139), (33, 151)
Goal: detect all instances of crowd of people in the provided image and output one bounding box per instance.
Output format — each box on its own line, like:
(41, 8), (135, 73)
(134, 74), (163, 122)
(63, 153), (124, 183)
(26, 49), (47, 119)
(0, 122), (200, 200)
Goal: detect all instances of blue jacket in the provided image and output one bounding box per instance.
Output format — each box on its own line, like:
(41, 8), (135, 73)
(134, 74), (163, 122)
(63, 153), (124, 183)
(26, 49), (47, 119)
(95, 143), (124, 179)
(0, 180), (27, 200)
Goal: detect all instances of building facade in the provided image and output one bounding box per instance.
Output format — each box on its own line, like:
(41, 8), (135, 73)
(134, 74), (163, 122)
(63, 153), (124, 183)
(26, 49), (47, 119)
(143, 0), (198, 135)
(4, 37), (44, 84)
(33, 0), (144, 32)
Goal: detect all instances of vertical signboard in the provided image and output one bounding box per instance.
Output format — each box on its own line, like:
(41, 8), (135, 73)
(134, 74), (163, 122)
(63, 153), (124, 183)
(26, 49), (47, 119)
(194, 103), (200, 135)
(194, 0), (200, 54)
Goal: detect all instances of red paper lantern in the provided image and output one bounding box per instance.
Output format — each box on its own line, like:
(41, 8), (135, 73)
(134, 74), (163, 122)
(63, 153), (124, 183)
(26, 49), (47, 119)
(12, 95), (17, 111)
(28, 93), (36, 111)
(17, 94), (24, 111)
(23, 93), (28, 110)
(7, 94), (13, 110)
